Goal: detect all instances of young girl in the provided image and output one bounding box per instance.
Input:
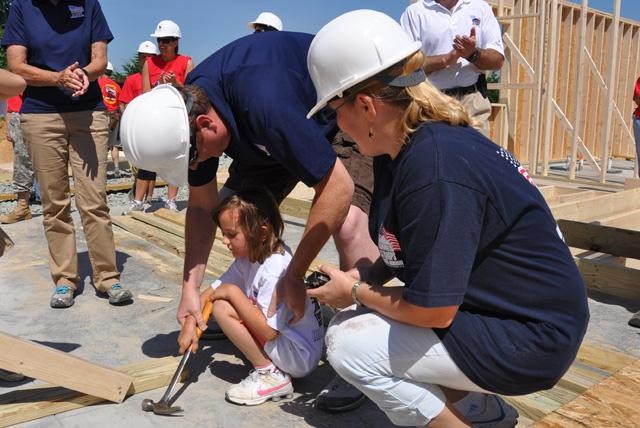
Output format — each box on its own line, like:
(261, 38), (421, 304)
(178, 189), (324, 405)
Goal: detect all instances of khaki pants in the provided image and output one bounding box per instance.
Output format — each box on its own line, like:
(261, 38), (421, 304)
(20, 111), (119, 292)
(455, 91), (492, 138)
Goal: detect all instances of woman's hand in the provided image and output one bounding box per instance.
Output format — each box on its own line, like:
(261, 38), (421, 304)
(307, 264), (359, 309)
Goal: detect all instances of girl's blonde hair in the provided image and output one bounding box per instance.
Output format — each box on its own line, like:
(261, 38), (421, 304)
(343, 51), (478, 144)
(214, 189), (285, 264)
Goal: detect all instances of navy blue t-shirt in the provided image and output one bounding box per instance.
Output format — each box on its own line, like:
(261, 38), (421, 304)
(369, 122), (589, 395)
(2, 0), (112, 113)
(186, 31), (337, 188)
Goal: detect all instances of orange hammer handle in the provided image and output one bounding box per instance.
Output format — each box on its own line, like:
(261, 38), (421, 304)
(195, 299), (214, 340)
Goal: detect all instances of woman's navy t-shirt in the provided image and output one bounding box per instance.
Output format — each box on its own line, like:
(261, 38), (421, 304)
(369, 122), (589, 395)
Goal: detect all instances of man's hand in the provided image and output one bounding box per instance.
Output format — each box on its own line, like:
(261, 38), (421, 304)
(268, 269), (306, 324)
(70, 66), (90, 97)
(176, 286), (208, 331)
(453, 26), (478, 59)
(177, 316), (199, 354)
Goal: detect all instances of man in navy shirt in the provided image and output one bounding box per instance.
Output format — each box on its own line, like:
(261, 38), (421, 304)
(121, 31), (375, 344)
(3, 0), (132, 308)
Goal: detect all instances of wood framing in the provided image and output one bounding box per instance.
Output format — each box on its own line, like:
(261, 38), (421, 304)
(0, 331), (133, 403)
(488, 0), (640, 181)
(0, 356), (187, 426)
(558, 219), (640, 258)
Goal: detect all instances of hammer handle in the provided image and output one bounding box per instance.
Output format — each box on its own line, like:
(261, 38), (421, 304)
(196, 299), (214, 339)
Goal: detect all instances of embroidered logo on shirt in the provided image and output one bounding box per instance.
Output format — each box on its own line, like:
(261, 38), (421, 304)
(378, 225), (404, 268)
(68, 5), (85, 19)
(102, 83), (118, 107)
(471, 16), (481, 26)
(496, 148), (536, 186)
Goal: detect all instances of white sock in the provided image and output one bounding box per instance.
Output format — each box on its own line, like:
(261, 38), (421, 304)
(255, 363), (276, 373)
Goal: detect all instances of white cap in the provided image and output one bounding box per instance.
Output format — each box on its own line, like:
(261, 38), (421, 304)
(120, 84), (190, 186)
(248, 12), (283, 31)
(106, 61), (113, 72)
(150, 20), (182, 38)
(138, 40), (159, 55)
(306, 10), (421, 118)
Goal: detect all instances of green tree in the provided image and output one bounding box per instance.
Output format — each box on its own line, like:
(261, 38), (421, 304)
(0, 0), (11, 69)
(111, 53), (141, 85)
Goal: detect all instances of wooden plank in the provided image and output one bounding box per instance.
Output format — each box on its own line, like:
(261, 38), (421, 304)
(544, 190), (597, 206)
(0, 331), (132, 404)
(0, 356), (185, 427)
(0, 226), (14, 257)
(280, 197), (312, 220)
(558, 219), (640, 258)
(130, 210), (184, 238)
(549, 188), (640, 221)
(535, 358), (640, 427)
(598, 208), (640, 230)
(575, 257), (640, 300)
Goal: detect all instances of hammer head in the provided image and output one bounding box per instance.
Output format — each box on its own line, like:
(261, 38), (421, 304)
(141, 398), (183, 416)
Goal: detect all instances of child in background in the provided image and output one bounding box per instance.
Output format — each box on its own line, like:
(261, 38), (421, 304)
(178, 189), (324, 405)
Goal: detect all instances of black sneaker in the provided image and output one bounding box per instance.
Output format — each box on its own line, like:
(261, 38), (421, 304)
(315, 375), (367, 413)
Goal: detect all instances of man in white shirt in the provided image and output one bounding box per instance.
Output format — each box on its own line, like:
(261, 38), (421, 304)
(401, 0), (504, 136)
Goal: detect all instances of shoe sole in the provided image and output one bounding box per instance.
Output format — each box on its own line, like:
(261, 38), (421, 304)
(314, 393), (368, 413)
(108, 291), (133, 305)
(226, 392), (294, 406)
(50, 299), (75, 309)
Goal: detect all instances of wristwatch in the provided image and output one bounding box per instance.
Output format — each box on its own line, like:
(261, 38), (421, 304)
(466, 49), (480, 63)
(351, 281), (363, 306)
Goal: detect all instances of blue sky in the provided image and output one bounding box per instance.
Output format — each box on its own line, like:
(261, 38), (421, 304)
(100, 1), (640, 72)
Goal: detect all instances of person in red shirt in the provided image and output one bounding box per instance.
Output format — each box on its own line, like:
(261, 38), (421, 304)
(98, 62), (122, 177)
(633, 77), (640, 171)
(141, 19), (194, 212)
(120, 41), (159, 210)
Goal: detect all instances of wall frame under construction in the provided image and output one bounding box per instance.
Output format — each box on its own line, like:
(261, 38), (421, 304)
(487, 0), (639, 181)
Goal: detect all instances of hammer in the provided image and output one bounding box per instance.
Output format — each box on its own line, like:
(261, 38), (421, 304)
(141, 299), (214, 415)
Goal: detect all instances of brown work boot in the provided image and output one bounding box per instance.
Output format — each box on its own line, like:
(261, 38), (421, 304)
(0, 192), (32, 224)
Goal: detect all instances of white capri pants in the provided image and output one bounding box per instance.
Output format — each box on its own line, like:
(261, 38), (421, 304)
(326, 306), (489, 426)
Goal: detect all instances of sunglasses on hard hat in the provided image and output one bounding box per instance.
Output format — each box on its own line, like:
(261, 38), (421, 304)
(157, 37), (178, 44)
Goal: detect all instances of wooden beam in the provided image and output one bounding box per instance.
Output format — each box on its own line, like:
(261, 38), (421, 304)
(530, 0), (547, 174)
(575, 257), (640, 300)
(549, 188), (640, 221)
(0, 226), (14, 257)
(0, 356), (186, 427)
(541, 0), (560, 176)
(558, 219), (640, 258)
(0, 332), (132, 404)
(569, 0), (589, 180)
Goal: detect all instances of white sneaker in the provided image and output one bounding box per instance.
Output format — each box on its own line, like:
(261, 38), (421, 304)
(465, 394), (518, 428)
(164, 199), (178, 212)
(124, 200), (144, 215)
(226, 368), (293, 406)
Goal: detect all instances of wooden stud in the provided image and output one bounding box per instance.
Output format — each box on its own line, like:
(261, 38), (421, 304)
(558, 219), (640, 258)
(0, 331), (133, 404)
(0, 356), (186, 427)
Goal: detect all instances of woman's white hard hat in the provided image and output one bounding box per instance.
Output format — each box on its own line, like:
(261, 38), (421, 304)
(306, 9), (422, 118)
(120, 84), (190, 186)
(150, 19), (182, 38)
(248, 12), (283, 31)
(138, 40), (159, 55)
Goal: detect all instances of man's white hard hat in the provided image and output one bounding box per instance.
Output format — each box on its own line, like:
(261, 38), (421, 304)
(150, 19), (182, 38)
(306, 9), (421, 118)
(138, 40), (159, 55)
(248, 12), (283, 31)
(120, 84), (190, 186)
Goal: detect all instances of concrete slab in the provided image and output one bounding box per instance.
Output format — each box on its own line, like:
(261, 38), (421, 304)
(1, 203), (639, 427)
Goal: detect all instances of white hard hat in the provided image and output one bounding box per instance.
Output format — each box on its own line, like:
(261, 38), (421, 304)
(120, 84), (190, 186)
(306, 10), (422, 118)
(248, 12), (283, 31)
(138, 40), (159, 55)
(106, 61), (113, 72)
(150, 19), (182, 38)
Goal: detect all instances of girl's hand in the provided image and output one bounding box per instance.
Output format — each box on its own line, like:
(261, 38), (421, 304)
(306, 264), (358, 309)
